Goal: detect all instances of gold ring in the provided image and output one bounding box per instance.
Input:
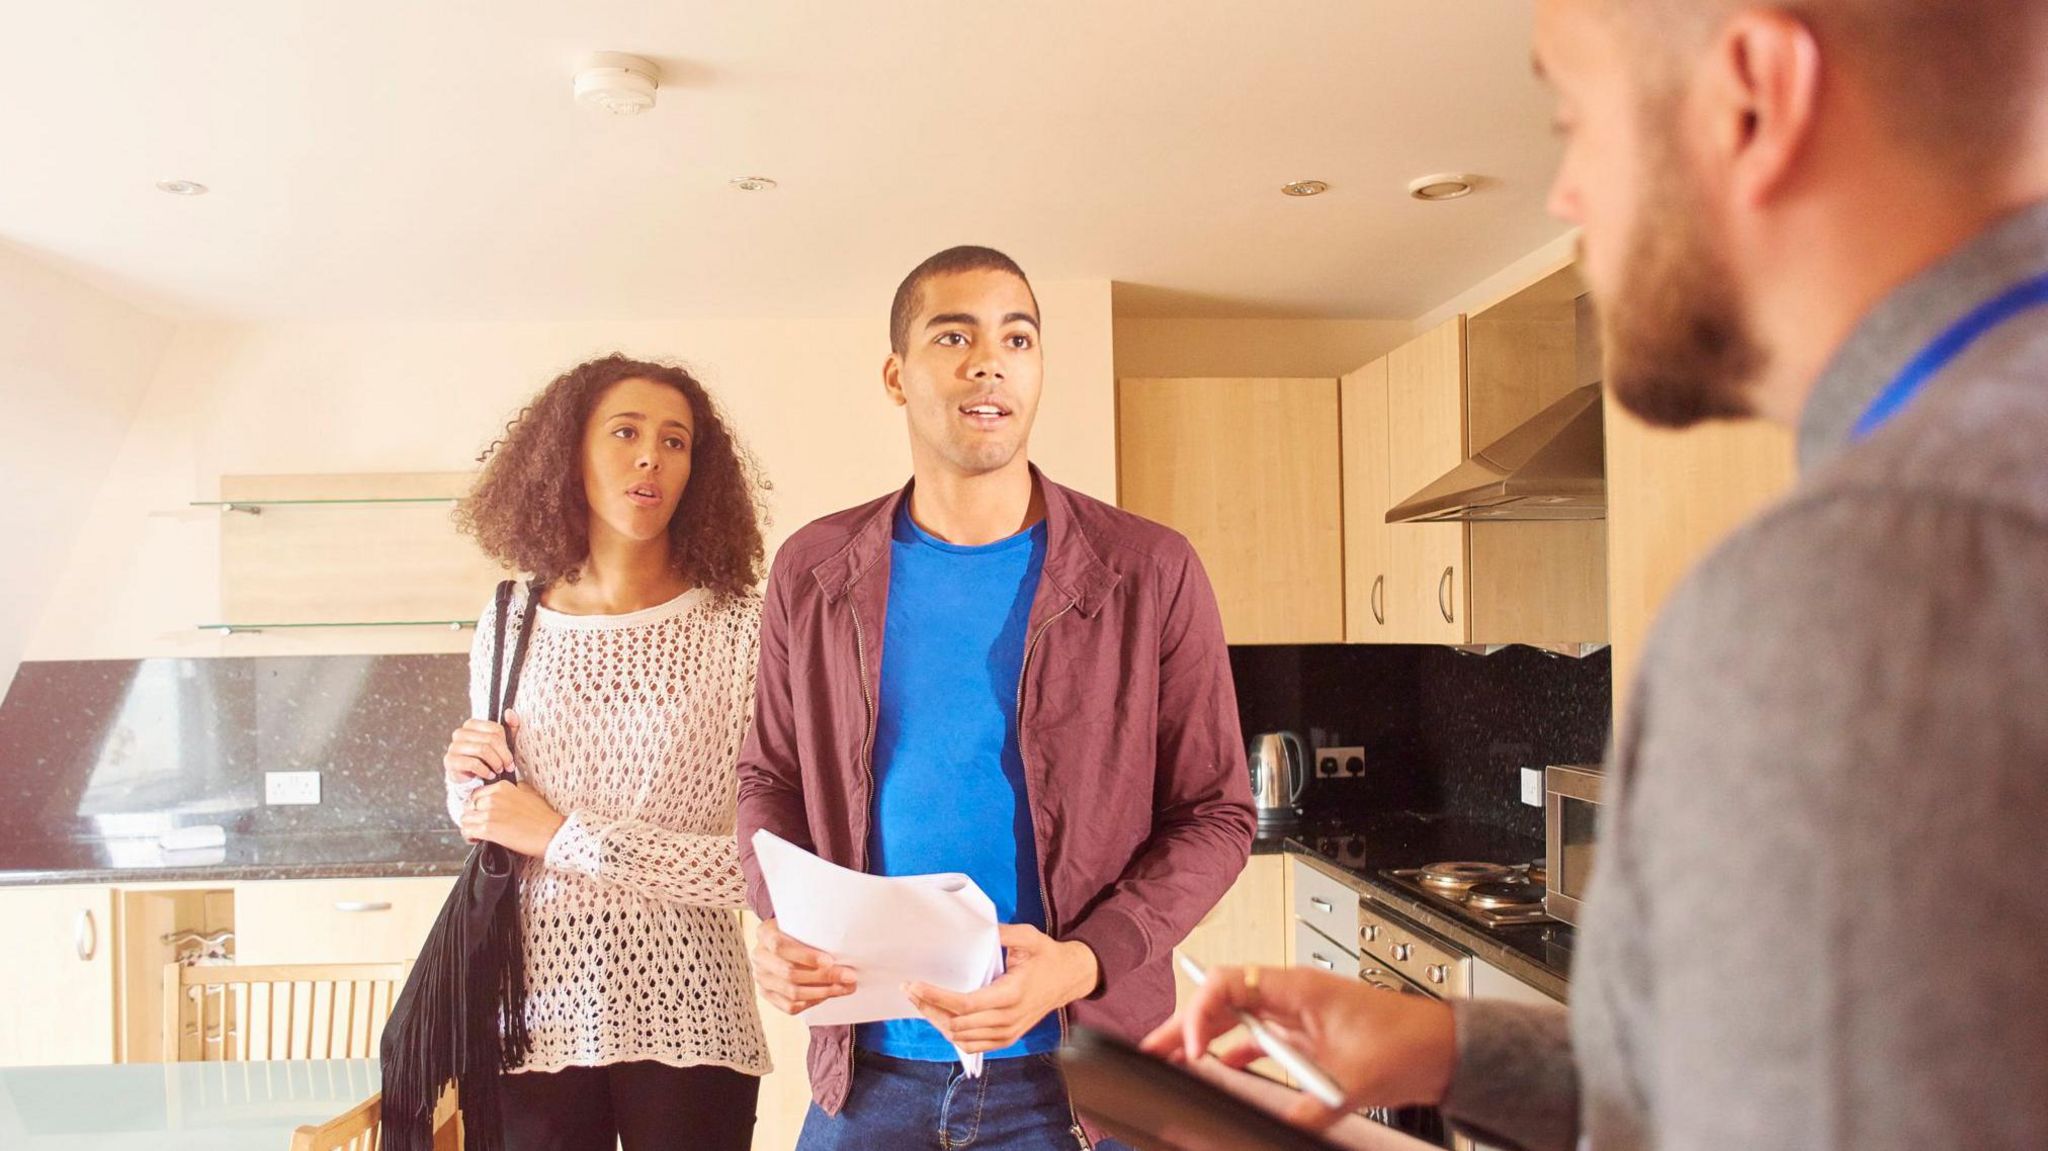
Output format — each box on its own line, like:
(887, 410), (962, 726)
(1243, 964), (1262, 1005)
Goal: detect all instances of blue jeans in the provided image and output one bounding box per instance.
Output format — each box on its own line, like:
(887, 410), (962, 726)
(794, 1049), (1132, 1151)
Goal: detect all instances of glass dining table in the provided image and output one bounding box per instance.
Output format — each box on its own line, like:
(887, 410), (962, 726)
(0, 1058), (379, 1150)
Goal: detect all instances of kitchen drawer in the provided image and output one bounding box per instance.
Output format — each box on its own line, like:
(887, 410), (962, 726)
(232, 877), (456, 965)
(1290, 858), (1359, 946)
(1292, 919), (1360, 977)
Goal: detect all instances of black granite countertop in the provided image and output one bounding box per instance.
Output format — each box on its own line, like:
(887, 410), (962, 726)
(0, 829), (470, 887)
(0, 654), (476, 888)
(1257, 809), (1572, 1000)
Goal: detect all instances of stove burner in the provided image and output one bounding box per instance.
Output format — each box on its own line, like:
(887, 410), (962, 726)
(1522, 859), (1548, 885)
(1381, 865), (1561, 928)
(1418, 861), (1515, 889)
(1466, 881), (1544, 909)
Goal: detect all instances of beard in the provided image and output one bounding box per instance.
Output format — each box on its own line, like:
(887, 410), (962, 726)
(1601, 138), (1769, 429)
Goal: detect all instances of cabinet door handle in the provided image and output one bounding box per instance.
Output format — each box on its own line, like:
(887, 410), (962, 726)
(1371, 575), (1386, 626)
(334, 901), (393, 913)
(1311, 953), (1335, 971)
(1310, 897), (1334, 913)
(1438, 567), (1456, 624)
(75, 909), (97, 961)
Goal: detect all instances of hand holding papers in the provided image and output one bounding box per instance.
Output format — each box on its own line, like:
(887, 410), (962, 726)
(750, 830), (1005, 1074)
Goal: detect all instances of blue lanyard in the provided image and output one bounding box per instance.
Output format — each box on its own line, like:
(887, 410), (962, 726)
(1852, 270), (2048, 440)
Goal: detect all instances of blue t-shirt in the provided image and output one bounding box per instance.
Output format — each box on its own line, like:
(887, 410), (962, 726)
(855, 503), (1060, 1060)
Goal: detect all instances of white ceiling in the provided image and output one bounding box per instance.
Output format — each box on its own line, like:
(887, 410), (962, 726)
(0, 1), (1569, 323)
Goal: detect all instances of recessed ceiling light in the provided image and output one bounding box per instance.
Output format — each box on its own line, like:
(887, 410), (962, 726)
(1408, 173), (1479, 201)
(574, 52), (660, 116)
(156, 179), (208, 196)
(1280, 179), (1329, 198)
(729, 176), (778, 192)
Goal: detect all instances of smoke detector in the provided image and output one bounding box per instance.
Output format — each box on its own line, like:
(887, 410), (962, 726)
(574, 53), (660, 115)
(1408, 173), (1479, 201)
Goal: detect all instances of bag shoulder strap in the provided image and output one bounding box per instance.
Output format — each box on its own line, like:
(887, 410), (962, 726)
(499, 579), (544, 719)
(482, 578), (544, 783)
(486, 580), (513, 724)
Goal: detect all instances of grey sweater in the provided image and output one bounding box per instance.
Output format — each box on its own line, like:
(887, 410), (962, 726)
(1442, 199), (2048, 1151)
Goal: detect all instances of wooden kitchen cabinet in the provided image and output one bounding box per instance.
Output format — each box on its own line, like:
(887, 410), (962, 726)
(1340, 359), (1395, 642)
(0, 885), (118, 1066)
(1118, 378), (1345, 644)
(231, 876), (456, 966)
(1384, 318), (1474, 644)
(1173, 854), (1290, 1083)
(1604, 404), (1795, 717)
(1356, 280), (1608, 646)
(115, 886), (233, 1062)
(1178, 853), (1288, 976)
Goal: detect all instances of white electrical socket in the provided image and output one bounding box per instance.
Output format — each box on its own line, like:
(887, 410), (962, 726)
(265, 770), (322, 806)
(1519, 767), (1545, 808)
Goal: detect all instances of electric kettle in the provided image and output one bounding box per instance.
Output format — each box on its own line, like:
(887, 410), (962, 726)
(1247, 730), (1309, 834)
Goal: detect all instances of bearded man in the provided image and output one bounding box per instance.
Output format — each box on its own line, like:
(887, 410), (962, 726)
(1148, 2), (2048, 1148)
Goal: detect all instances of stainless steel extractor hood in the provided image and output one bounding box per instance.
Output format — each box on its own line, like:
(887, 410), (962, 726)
(1385, 383), (1607, 523)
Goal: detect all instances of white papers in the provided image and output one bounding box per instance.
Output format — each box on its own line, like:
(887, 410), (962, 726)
(750, 830), (1005, 1075)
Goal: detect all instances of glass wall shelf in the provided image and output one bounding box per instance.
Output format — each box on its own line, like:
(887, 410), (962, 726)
(192, 497), (459, 514)
(199, 620), (473, 636)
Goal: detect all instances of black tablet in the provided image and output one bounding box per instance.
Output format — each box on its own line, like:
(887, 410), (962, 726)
(1059, 1026), (1348, 1151)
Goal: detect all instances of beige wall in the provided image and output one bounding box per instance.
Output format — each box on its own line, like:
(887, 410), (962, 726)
(0, 244), (175, 695)
(24, 279), (1115, 662)
(1112, 316), (1411, 380)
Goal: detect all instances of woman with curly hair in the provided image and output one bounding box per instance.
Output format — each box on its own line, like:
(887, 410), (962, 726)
(440, 353), (771, 1151)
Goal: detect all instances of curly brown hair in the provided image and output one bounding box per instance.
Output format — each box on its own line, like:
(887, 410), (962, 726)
(456, 354), (768, 599)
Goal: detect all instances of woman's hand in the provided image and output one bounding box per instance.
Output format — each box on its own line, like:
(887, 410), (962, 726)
(1138, 964), (1459, 1130)
(443, 712), (523, 784)
(459, 779), (567, 857)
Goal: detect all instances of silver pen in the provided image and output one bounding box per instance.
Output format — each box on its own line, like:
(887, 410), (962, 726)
(1173, 952), (1349, 1110)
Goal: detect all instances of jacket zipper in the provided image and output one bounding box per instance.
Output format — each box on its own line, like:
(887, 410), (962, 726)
(1013, 601), (1091, 1149)
(845, 601), (880, 1102)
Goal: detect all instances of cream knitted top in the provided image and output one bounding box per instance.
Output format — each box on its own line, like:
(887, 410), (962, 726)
(445, 583), (771, 1076)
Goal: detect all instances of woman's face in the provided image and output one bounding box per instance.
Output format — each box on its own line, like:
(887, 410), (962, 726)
(579, 376), (695, 549)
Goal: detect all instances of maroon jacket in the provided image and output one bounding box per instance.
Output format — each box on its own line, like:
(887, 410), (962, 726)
(736, 468), (1255, 1123)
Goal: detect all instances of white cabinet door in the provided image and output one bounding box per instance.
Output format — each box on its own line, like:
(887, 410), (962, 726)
(0, 885), (117, 1066)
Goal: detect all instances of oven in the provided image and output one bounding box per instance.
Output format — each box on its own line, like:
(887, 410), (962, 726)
(1355, 897), (1471, 1150)
(1543, 765), (1604, 926)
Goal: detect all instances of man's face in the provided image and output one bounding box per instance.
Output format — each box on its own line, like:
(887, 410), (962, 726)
(885, 267), (1044, 477)
(1537, 0), (1765, 427)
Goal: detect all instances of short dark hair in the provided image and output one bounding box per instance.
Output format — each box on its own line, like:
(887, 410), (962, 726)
(889, 245), (1040, 355)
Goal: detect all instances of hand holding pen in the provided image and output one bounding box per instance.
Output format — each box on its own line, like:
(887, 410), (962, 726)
(1139, 955), (1461, 1131)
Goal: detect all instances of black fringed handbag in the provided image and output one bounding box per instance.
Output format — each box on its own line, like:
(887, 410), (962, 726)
(381, 578), (543, 1151)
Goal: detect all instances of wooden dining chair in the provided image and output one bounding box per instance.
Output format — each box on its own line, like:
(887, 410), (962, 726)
(286, 1088), (460, 1151)
(163, 961), (410, 1062)
(287, 1091), (381, 1151)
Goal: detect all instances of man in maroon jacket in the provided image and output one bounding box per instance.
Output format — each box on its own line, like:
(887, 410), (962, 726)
(736, 244), (1256, 1150)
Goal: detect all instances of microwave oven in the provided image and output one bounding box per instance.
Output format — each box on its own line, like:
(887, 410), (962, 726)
(1543, 764), (1604, 926)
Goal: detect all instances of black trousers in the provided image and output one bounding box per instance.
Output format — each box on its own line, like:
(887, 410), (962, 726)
(498, 1061), (760, 1151)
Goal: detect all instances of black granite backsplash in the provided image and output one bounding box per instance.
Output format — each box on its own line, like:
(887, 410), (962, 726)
(0, 655), (470, 864)
(1229, 645), (1611, 840)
